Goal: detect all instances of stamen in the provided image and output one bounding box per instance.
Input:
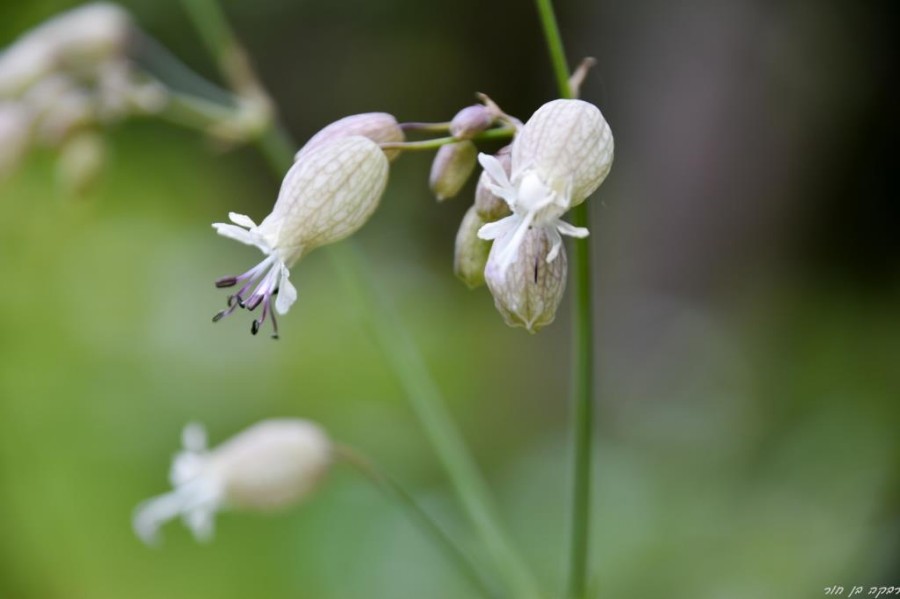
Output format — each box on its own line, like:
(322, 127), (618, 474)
(215, 276), (238, 288)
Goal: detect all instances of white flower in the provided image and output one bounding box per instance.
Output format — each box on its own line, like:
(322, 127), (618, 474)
(212, 135), (389, 337)
(133, 419), (333, 545)
(477, 99), (613, 273)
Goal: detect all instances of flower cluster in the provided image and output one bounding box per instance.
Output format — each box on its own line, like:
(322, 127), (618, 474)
(0, 3), (166, 189)
(458, 99), (614, 331)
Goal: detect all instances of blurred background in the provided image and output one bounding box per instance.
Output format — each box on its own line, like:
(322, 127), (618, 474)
(0, 0), (897, 597)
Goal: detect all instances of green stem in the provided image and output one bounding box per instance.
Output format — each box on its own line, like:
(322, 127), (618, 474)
(380, 127), (515, 152)
(532, 1), (596, 598)
(336, 445), (501, 599)
(329, 244), (541, 599)
(180, 1), (542, 597)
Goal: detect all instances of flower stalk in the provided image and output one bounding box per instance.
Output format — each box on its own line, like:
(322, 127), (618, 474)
(532, 1), (597, 598)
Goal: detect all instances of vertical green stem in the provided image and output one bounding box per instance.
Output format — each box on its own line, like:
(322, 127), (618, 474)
(533, 1), (596, 598)
(179, 1), (541, 597)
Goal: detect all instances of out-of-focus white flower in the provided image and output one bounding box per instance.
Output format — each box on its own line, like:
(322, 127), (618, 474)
(485, 226), (567, 333)
(477, 99), (613, 273)
(133, 419), (333, 545)
(56, 130), (106, 196)
(213, 135), (389, 337)
(0, 102), (31, 179)
(0, 3), (132, 97)
(294, 112), (404, 162)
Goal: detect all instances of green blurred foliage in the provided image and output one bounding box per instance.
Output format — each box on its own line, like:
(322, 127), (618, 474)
(1, 0), (897, 598)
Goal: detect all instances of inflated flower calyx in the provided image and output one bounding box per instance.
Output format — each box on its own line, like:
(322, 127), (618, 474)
(133, 419), (333, 544)
(474, 144), (512, 221)
(477, 99), (613, 274)
(449, 104), (496, 140)
(294, 112), (405, 162)
(485, 226), (567, 333)
(454, 206), (492, 289)
(213, 135), (389, 337)
(429, 140), (477, 201)
(510, 98), (613, 209)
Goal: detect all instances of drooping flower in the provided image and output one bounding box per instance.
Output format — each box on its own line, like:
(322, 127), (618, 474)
(133, 419), (333, 545)
(485, 226), (567, 333)
(477, 99), (613, 273)
(212, 135), (389, 337)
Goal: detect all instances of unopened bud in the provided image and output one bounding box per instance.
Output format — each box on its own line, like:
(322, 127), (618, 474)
(449, 104), (495, 139)
(133, 419), (333, 544)
(294, 112), (404, 162)
(56, 131), (105, 196)
(474, 144), (512, 220)
(454, 206), (491, 288)
(429, 140), (476, 201)
(485, 226), (567, 333)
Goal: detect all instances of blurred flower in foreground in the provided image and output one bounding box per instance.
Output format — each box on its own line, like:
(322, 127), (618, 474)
(213, 135), (389, 337)
(477, 99), (613, 273)
(133, 419), (332, 545)
(0, 3), (166, 188)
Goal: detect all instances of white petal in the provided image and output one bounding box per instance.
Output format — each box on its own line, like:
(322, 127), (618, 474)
(132, 491), (187, 546)
(274, 265), (298, 315)
(477, 215), (518, 240)
(213, 223), (258, 246)
(555, 220), (590, 238)
(494, 211), (535, 272)
(228, 212), (257, 228)
(478, 153), (512, 189)
(546, 228), (564, 262)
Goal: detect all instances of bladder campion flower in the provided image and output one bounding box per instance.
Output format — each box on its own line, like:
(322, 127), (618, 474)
(213, 135), (389, 337)
(294, 112), (404, 162)
(133, 419), (333, 545)
(477, 99), (613, 273)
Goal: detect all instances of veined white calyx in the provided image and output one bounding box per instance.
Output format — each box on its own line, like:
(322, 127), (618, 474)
(212, 134), (389, 337)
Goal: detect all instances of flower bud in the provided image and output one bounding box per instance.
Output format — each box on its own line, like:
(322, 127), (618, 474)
(511, 98), (613, 208)
(0, 102), (31, 179)
(133, 419), (332, 544)
(212, 135), (389, 337)
(56, 130), (105, 196)
(454, 206), (491, 288)
(294, 112), (404, 162)
(485, 226), (567, 333)
(429, 140), (476, 201)
(449, 104), (495, 139)
(474, 144), (512, 221)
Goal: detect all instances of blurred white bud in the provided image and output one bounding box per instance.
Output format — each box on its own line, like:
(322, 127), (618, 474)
(133, 419), (332, 545)
(212, 135), (389, 337)
(0, 3), (132, 96)
(449, 104), (496, 140)
(56, 131), (106, 196)
(294, 112), (405, 162)
(485, 226), (567, 333)
(454, 206), (492, 289)
(429, 140), (477, 201)
(478, 99), (613, 274)
(24, 76), (94, 144)
(0, 102), (31, 179)
(474, 144), (512, 221)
